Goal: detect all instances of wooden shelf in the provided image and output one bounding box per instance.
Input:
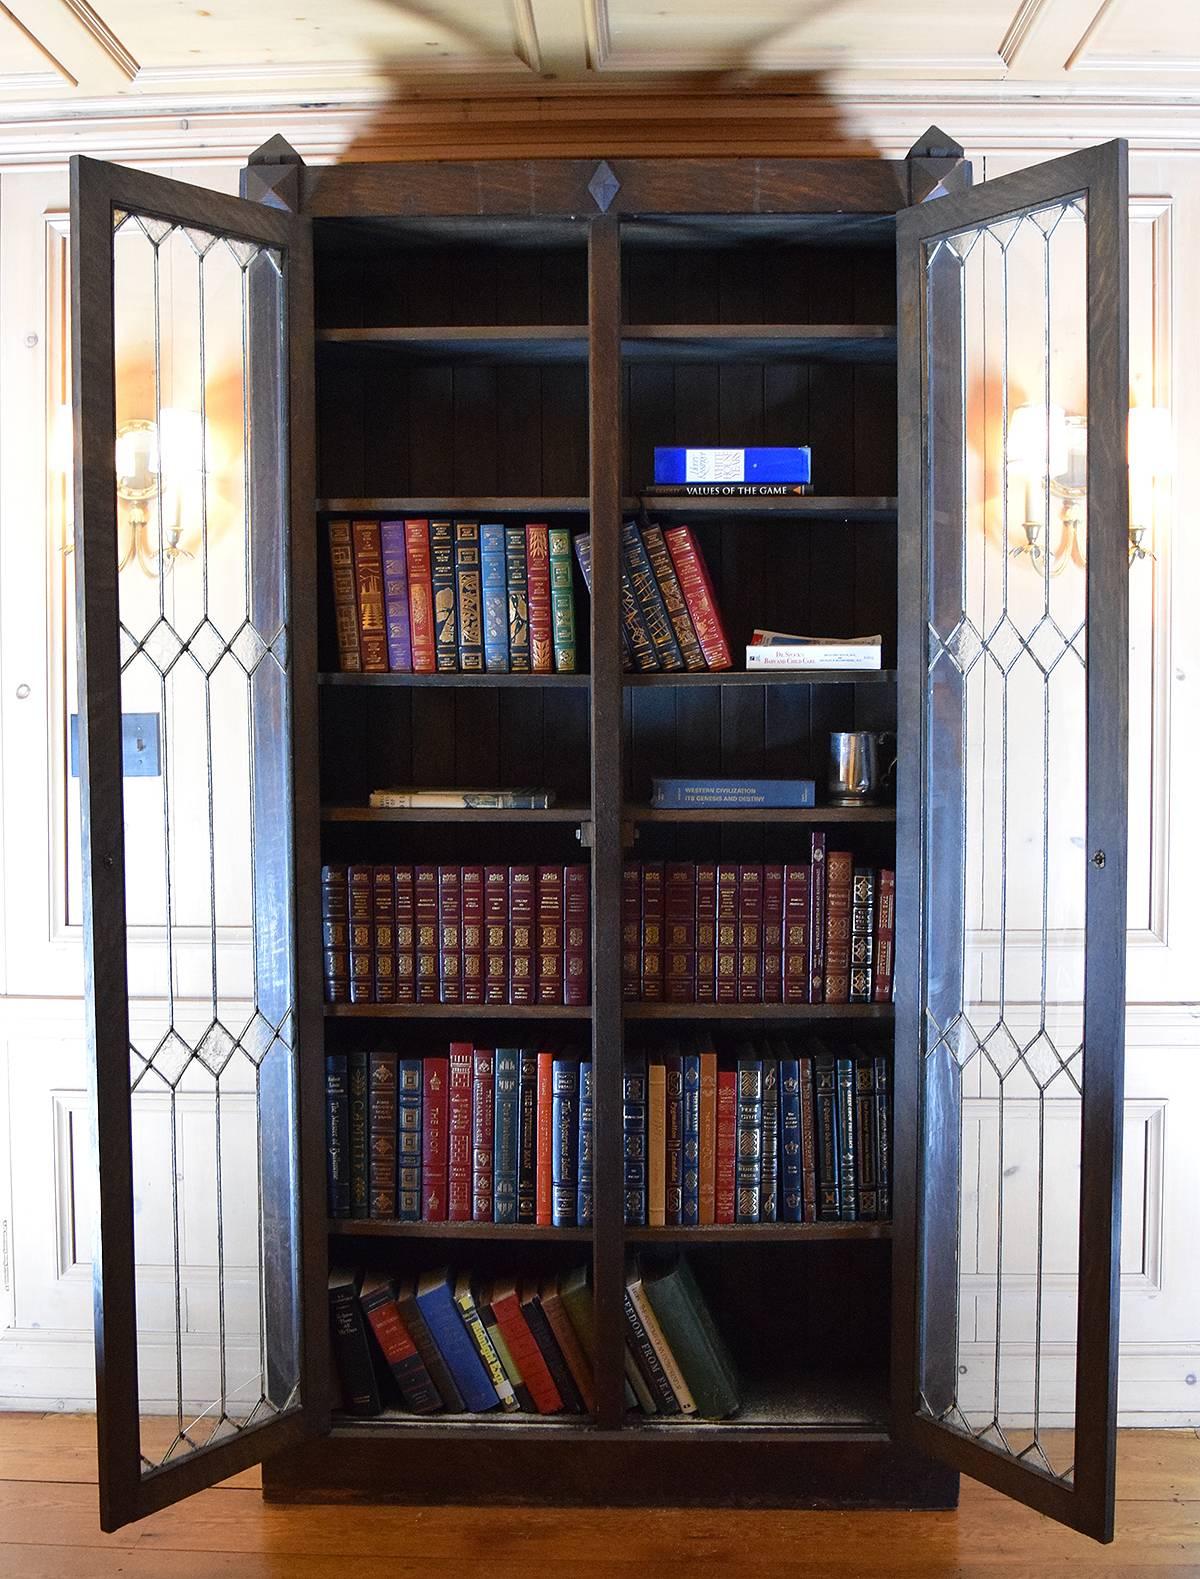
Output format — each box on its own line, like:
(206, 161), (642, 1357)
(625, 670), (895, 687)
(317, 325), (587, 361)
(627, 804), (895, 824)
(638, 495), (897, 520)
(316, 497), (600, 515)
(322, 803), (589, 823)
(623, 1002), (892, 1021)
(325, 1002), (592, 1020)
(626, 1222), (891, 1242)
(316, 495), (896, 522)
(318, 671), (589, 689)
(328, 1219), (591, 1241)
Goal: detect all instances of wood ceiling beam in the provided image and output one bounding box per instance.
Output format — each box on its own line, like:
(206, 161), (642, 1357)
(522, 0), (608, 76)
(1, 0), (137, 94)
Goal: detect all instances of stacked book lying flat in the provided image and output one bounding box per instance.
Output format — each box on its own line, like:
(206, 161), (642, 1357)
(326, 1045), (593, 1227)
(622, 846), (896, 1005)
(322, 862), (590, 1006)
(623, 1039), (890, 1227)
(746, 630), (883, 670)
(330, 1255), (739, 1420)
(328, 517), (580, 675)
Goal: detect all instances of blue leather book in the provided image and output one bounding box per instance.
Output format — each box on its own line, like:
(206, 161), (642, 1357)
(551, 1059), (579, 1228)
(623, 1049), (647, 1226)
(325, 1053), (349, 1219)
(415, 1267), (498, 1412)
(575, 532), (632, 670)
(577, 1060), (594, 1227)
(620, 520), (684, 671)
(759, 1057), (779, 1223)
(517, 1050), (538, 1224)
(480, 523), (510, 673)
(735, 1056), (763, 1224)
(874, 1054), (891, 1220)
(836, 1056), (858, 1223)
(813, 1047), (841, 1220)
(650, 777), (816, 810)
(779, 1057), (803, 1223)
(654, 445), (811, 485)
(398, 1058), (423, 1222)
(493, 1048), (519, 1224)
(453, 521), (484, 672)
(504, 525), (532, 673)
(681, 1053), (701, 1227)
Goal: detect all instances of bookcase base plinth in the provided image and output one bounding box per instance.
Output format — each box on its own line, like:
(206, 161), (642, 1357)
(263, 1431), (959, 1511)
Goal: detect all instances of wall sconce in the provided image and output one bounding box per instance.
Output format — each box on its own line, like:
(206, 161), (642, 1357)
(54, 404), (203, 578)
(1128, 405), (1173, 564)
(1007, 402), (1072, 574)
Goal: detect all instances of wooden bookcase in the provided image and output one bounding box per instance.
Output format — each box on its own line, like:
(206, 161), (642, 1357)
(71, 136), (1131, 1540)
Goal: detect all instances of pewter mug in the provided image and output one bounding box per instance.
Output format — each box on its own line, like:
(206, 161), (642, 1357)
(828, 731), (895, 806)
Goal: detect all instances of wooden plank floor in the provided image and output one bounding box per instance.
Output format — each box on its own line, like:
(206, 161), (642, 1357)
(0, 1415), (1195, 1577)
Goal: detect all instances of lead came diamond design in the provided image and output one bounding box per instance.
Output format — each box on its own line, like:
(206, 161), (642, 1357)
(587, 160), (620, 213)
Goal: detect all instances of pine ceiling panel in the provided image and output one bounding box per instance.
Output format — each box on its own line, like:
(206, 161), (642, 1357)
(0, 9), (75, 96)
(1069, 0), (1200, 75)
(605, 0), (1017, 75)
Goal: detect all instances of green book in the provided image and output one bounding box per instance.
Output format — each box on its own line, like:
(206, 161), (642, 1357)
(641, 1257), (740, 1419)
(559, 1264), (638, 1411)
(547, 526), (577, 673)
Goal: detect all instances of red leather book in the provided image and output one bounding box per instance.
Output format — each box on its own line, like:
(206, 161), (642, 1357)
(873, 867), (896, 1004)
(662, 525), (732, 670)
(715, 1069), (737, 1224)
(488, 1279), (564, 1414)
(484, 864), (509, 1005)
(783, 863), (809, 1004)
(461, 865), (484, 1005)
(715, 863), (738, 1004)
(807, 833), (827, 1004)
(347, 863), (375, 1003)
(447, 1043), (473, 1221)
(640, 862), (665, 1002)
(761, 863), (784, 1004)
(421, 1056), (449, 1221)
(403, 518), (436, 674)
(736, 864), (763, 1005)
(321, 863), (350, 1003)
(539, 1274), (597, 1413)
(351, 519), (388, 673)
(695, 861), (717, 1004)
(471, 1047), (495, 1222)
(698, 1048), (717, 1224)
(437, 865), (462, 1005)
(535, 865), (564, 1006)
(797, 1053), (818, 1222)
(823, 850), (853, 1003)
(664, 861), (696, 1003)
(664, 950), (694, 1003)
(373, 864), (396, 1005)
(359, 1277), (441, 1413)
(509, 865), (535, 1006)
(564, 863), (590, 1006)
(394, 864), (416, 1004)
(535, 1051), (554, 1225)
(525, 523), (553, 673)
(327, 519), (361, 671)
(621, 862), (641, 1001)
(414, 865), (439, 1003)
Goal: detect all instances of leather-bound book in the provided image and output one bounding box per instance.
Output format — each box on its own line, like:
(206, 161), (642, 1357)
(662, 525), (732, 670)
(437, 864), (462, 1005)
(564, 863), (590, 1006)
(461, 864), (484, 1005)
(493, 1048), (519, 1225)
(759, 1055), (779, 1223)
(620, 520), (684, 671)
(798, 1052), (818, 1222)
(853, 1058), (880, 1221)
(621, 862), (641, 1001)
(321, 864), (350, 1003)
(640, 522), (706, 670)
(807, 833), (827, 1004)
(715, 864), (737, 1004)
(551, 1057), (579, 1228)
(698, 1047), (717, 1225)
(347, 863), (375, 1004)
(576, 532), (632, 670)
(536, 864), (564, 1006)
(484, 864), (509, 1005)
(517, 1050), (538, 1224)
(761, 863), (784, 1004)
(647, 1058), (667, 1228)
(779, 1055), (803, 1223)
(812, 1045), (840, 1220)
(509, 864), (535, 1006)
(664, 1049), (684, 1227)
(347, 1050), (369, 1220)
(447, 1043), (473, 1222)
(715, 1068), (737, 1224)
(368, 1050), (398, 1220)
(504, 525), (531, 672)
(681, 1052), (701, 1226)
(525, 523), (554, 673)
(479, 522), (509, 672)
(403, 519), (436, 673)
(536, 1050), (554, 1225)
(372, 864), (396, 1005)
(664, 861), (696, 1003)
(420, 1056), (449, 1222)
(823, 850), (853, 1003)
(736, 864), (763, 1005)
(695, 862), (717, 1003)
(783, 863), (809, 1004)
(619, 554), (661, 672)
(471, 1047), (495, 1222)
(326, 1053), (349, 1218)
(453, 521), (484, 672)
(394, 864), (416, 1004)
(623, 1048), (648, 1227)
(735, 1054), (763, 1224)
(430, 518), (458, 672)
(327, 519), (361, 671)
(873, 867), (896, 1004)
(397, 1058), (422, 1222)
(874, 1053), (892, 1218)
(836, 1056), (858, 1222)
(850, 867), (875, 1003)
(547, 526), (577, 673)
(350, 518), (388, 672)
(414, 864), (439, 1003)
(328, 1269), (381, 1416)
(360, 1275), (442, 1414)
(577, 1061), (594, 1228)
(640, 862), (665, 1003)
(379, 518), (412, 672)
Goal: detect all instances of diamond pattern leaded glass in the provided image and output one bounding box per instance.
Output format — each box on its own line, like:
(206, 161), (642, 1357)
(918, 195), (1091, 1485)
(110, 208), (301, 1475)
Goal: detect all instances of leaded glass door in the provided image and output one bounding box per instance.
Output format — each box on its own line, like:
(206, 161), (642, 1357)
(894, 142), (1129, 1542)
(71, 156), (321, 1532)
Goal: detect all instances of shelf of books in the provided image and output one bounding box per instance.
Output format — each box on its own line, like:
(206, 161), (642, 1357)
(321, 804), (591, 824)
